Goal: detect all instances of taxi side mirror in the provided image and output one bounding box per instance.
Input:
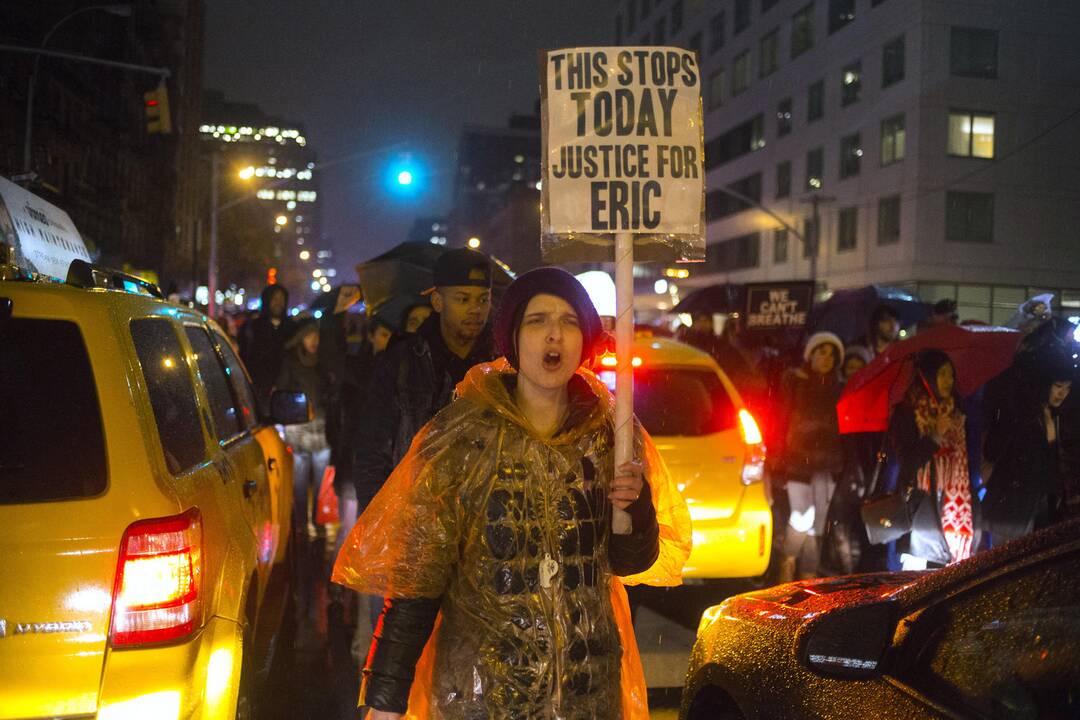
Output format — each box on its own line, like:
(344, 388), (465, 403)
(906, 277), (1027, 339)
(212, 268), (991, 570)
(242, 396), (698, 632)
(801, 601), (896, 679)
(270, 390), (312, 425)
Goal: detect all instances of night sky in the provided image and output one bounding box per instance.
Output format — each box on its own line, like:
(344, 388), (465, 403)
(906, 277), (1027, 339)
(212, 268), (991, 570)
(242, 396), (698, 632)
(204, 0), (615, 278)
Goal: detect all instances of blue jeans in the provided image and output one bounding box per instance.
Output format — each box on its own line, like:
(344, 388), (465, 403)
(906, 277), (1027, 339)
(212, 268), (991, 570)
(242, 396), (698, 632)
(292, 446), (331, 533)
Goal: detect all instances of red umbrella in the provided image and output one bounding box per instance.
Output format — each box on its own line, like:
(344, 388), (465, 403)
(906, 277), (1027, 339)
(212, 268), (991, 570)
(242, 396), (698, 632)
(837, 324), (1022, 434)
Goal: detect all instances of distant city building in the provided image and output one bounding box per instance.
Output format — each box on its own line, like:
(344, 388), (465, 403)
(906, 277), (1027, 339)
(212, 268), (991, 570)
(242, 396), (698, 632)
(613, 0), (1080, 323)
(0, 0), (204, 289)
(450, 114), (543, 273)
(199, 90), (324, 299)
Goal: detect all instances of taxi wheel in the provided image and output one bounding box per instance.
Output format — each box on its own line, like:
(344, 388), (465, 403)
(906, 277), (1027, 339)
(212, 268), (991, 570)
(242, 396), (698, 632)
(687, 685), (744, 720)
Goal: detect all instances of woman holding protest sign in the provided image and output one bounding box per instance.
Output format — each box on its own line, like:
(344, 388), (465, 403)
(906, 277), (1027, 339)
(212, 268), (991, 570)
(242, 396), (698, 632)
(333, 268), (690, 719)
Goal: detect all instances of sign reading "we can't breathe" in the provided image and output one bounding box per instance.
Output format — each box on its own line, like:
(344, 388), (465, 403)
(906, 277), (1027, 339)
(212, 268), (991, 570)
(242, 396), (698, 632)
(541, 47), (704, 262)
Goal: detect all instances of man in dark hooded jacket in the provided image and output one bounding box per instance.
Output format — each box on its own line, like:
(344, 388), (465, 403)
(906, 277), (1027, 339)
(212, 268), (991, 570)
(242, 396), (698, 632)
(239, 284), (296, 406)
(346, 248), (497, 647)
(350, 248), (497, 509)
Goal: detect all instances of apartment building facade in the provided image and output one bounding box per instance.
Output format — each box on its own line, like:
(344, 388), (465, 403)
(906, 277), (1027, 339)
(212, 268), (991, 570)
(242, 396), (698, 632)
(614, 0), (1080, 323)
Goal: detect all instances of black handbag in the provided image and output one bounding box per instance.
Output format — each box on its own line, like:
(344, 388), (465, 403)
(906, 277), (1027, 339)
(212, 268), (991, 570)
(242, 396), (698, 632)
(858, 440), (927, 546)
(861, 486), (925, 545)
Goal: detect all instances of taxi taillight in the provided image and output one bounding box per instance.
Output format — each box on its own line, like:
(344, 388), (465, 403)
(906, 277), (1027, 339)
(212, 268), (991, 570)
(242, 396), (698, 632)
(739, 409), (766, 485)
(598, 352), (642, 368)
(738, 409), (763, 445)
(109, 508), (202, 647)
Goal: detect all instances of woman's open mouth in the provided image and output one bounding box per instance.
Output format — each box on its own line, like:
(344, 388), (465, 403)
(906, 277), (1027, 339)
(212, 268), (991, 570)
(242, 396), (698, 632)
(542, 350), (562, 371)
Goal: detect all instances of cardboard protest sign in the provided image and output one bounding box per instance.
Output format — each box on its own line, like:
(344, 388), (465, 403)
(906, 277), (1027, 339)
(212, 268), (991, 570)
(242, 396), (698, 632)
(743, 282), (815, 334)
(540, 47), (705, 263)
(0, 175), (90, 280)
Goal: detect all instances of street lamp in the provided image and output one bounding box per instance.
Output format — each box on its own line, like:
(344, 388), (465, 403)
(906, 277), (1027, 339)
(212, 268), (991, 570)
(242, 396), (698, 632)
(467, 236), (481, 249)
(275, 214), (288, 226)
(23, 4), (132, 173)
(238, 166), (255, 180)
(299, 249), (311, 261)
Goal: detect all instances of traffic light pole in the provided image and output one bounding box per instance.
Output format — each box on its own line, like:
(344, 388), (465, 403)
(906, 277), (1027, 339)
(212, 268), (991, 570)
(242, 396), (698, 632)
(0, 44), (170, 173)
(799, 193), (835, 287)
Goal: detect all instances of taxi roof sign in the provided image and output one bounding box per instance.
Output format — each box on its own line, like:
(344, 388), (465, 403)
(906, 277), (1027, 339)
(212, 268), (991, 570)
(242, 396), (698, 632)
(0, 175), (91, 280)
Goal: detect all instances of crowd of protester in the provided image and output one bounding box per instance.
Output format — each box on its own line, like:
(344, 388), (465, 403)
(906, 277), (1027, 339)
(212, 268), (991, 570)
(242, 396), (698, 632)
(215, 258), (1077, 717)
(682, 297), (1078, 581)
(223, 268), (1077, 587)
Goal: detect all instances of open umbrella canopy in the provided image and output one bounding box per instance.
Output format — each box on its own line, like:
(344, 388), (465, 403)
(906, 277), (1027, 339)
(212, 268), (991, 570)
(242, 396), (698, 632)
(837, 323), (1022, 433)
(355, 241), (513, 317)
(354, 242), (444, 317)
(810, 285), (931, 345)
(671, 283), (742, 317)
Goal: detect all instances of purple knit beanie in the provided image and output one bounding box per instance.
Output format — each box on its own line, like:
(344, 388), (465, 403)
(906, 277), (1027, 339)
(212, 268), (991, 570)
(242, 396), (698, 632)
(494, 267), (603, 369)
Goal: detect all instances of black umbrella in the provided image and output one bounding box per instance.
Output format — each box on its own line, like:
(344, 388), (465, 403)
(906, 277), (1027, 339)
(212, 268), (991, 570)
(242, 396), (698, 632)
(808, 285), (931, 345)
(671, 284), (742, 316)
(355, 241), (514, 317)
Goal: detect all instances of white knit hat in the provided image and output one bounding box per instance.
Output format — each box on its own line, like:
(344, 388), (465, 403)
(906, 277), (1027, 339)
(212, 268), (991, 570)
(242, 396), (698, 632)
(803, 331), (845, 363)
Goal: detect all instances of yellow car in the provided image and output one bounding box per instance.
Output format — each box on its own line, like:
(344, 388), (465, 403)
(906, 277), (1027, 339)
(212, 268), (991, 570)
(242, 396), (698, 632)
(596, 336), (771, 579)
(0, 260), (304, 720)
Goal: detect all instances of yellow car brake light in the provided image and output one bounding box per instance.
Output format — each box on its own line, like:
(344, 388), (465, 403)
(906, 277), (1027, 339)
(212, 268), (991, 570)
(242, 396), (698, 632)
(110, 508), (202, 647)
(738, 408), (763, 445)
(599, 352), (642, 368)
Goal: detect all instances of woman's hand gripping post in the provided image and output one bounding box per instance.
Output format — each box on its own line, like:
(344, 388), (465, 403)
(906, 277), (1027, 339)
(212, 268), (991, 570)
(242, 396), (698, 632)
(609, 460), (645, 511)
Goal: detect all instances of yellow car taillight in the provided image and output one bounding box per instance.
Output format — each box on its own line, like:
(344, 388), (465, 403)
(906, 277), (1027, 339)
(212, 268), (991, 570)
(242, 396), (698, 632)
(599, 352), (642, 368)
(110, 508), (202, 647)
(739, 409), (766, 485)
(738, 408), (763, 445)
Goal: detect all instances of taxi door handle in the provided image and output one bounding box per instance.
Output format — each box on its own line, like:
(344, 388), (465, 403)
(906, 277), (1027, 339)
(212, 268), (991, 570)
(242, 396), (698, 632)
(243, 479), (258, 498)
(267, 457), (277, 473)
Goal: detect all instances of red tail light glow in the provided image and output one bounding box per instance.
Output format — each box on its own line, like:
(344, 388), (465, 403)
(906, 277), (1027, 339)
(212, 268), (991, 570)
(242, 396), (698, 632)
(739, 409), (766, 485)
(110, 508), (202, 647)
(599, 352), (642, 368)
(738, 409), (763, 445)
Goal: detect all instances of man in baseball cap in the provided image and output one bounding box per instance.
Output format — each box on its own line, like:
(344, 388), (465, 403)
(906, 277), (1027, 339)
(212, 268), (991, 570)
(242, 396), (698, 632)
(345, 247), (497, 653)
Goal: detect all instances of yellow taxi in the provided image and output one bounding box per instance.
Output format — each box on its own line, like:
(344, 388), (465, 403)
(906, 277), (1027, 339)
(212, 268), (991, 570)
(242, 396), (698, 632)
(0, 259), (303, 720)
(596, 336), (771, 579)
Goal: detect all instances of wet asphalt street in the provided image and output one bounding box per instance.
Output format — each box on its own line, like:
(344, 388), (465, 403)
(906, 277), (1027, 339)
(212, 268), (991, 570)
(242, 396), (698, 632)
(259, 534), (752, 719)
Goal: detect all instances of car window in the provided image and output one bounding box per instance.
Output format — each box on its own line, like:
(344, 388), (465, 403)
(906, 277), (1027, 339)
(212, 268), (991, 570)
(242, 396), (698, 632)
(600, 367), (738, 436)
(130, 318), (206, 474)
(215, 333), (259, 429)
(0, 318), (108, 503)
(184, 326), (245, 443)
(898, 552), (1080, 719)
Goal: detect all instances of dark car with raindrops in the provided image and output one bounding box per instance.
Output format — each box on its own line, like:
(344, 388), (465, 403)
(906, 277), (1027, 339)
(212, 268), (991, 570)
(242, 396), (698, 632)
(681, 518), (1080, 719)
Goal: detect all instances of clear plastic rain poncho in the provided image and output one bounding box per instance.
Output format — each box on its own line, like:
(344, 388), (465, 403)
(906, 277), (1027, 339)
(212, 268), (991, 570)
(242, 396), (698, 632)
(333, 359), (691, 719)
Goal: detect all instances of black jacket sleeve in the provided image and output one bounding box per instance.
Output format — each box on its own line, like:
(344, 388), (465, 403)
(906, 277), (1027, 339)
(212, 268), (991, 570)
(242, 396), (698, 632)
(361, 596), (441, 713)
(982, 408), (1016, 468)
(351, 349), (402, 504)
(608, 479), (660, 576)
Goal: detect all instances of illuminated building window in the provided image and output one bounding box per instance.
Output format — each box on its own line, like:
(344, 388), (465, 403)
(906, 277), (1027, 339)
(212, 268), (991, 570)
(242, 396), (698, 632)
(948, 111), (995, 158)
